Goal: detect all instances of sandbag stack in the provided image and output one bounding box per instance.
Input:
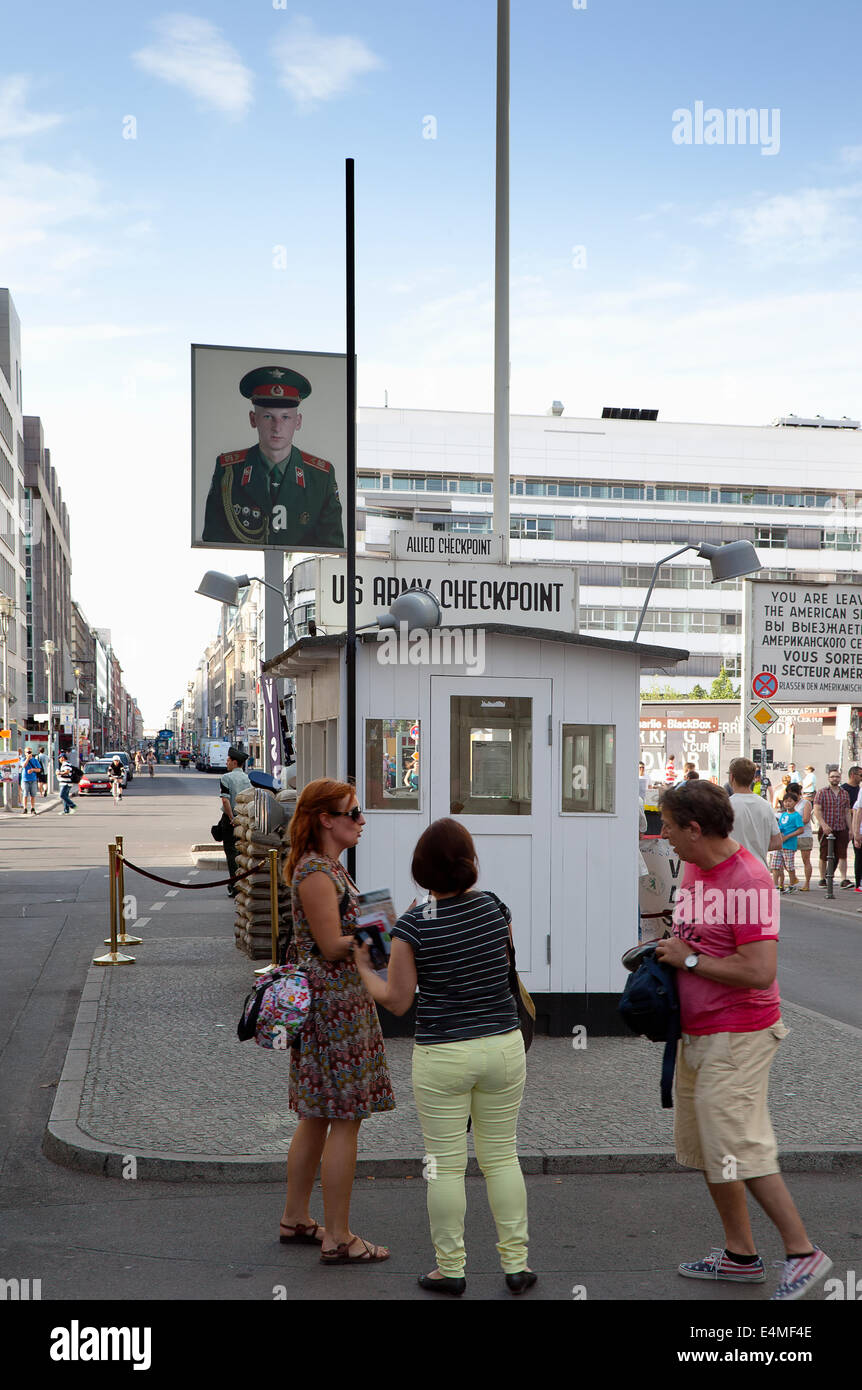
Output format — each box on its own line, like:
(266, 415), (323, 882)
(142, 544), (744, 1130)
(232, 787), (295, 959)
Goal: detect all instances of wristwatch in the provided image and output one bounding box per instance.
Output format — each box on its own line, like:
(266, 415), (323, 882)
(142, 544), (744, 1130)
(684, 953), (700, 971)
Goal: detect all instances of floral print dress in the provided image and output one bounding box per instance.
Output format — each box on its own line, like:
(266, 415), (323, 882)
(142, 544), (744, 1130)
(288, 853), (395, 1120)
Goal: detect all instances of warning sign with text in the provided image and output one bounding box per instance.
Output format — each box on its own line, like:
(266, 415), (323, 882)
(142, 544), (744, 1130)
(751, 581), (862, 702)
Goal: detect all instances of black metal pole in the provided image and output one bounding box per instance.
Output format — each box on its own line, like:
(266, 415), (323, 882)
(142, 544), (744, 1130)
(346, 158), (357, 880)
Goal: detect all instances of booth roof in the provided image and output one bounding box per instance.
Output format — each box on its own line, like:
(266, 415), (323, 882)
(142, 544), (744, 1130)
(261, 624), (688, 679)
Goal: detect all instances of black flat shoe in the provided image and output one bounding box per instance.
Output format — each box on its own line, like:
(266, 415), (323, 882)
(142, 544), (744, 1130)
(506, 1271), (538, 1294)
(417, 1273), (466, 1296)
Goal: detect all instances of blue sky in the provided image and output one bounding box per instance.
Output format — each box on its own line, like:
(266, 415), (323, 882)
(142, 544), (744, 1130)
(3, 0), (862, 720)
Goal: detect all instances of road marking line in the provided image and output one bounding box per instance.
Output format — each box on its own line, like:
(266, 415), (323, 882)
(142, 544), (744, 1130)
(189, 870), (199, 876)
(180, 879), (192, 884)
(150, 902), (165, 911)
(132, 918), (151, 928)
(165, 889), (178, 897)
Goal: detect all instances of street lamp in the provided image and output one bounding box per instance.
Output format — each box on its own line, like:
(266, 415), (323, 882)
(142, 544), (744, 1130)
(0, 594), (15, 810)
(41, 639), (57, 794)
(196, 571), (299, 646)
(632, 540), (762, 642)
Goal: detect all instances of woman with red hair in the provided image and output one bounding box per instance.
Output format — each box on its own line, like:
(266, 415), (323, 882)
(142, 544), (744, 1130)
(279, 779), (395, 1264)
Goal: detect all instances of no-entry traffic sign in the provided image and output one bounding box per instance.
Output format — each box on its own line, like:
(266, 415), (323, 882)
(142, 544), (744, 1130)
(752, 671), (778, 700)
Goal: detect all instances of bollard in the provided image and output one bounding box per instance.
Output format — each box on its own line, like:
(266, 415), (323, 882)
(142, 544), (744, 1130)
(825, 833), (836, 900)
(254, 848), (281, 976)
(108, 834), (143, 946)
(93, 843), (135, 965)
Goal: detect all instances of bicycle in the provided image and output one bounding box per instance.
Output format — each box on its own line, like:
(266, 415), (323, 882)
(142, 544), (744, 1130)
(110, 773), (123, 805)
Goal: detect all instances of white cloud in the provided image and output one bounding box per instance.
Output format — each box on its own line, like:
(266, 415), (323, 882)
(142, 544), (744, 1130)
(272, 17), (384, 110)
(0, 75), (65, 139)
(133, 14), (253, 117)
(694, 185), (862, 264)
(840, 145), (862, 165)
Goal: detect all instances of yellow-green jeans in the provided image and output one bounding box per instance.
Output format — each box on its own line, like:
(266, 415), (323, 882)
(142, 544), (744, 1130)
(412, 1028), (528, 1277)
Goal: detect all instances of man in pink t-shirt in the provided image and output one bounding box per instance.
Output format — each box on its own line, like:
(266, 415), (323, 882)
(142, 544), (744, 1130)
(654, 779), (832, 1302)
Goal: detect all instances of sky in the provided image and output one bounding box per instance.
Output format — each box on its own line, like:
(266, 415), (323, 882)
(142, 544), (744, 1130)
(3, 0), (862, 722)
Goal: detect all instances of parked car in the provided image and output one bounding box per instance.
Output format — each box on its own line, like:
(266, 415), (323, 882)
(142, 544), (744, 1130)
(106, 751), (133, 783)
(78, 761), (114, 795)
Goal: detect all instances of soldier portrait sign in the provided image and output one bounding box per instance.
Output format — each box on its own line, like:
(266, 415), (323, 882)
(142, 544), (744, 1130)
(191, 344), (347, 553)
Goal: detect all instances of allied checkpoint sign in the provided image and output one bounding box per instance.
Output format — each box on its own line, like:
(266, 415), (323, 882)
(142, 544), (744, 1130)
(748, 579), (862, 703)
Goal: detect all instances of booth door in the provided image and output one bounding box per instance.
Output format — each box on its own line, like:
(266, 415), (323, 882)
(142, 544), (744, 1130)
(429, 676), (552, 994)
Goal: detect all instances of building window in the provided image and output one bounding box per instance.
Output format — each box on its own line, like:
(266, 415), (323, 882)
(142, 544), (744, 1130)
(755, 525), (788, 548)
(510, 516), (554, 540)
(365, 718), (419, 809)
(561, 724), (615, 813)
(449, 696), (531, 815)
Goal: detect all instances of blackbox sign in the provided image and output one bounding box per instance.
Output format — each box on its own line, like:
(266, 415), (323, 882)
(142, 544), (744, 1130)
(317, 559), (578, 632)
(750, 580), (862, 702)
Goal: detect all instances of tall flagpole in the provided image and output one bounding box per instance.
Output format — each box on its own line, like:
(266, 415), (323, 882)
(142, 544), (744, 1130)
(493, 0), (510, 560)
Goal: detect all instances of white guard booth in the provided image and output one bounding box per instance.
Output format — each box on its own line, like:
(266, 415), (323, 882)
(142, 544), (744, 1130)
(263, 624), (687, 1035)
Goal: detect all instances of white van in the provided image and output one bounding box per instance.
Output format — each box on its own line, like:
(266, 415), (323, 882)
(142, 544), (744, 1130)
(202, 739), (231, 772)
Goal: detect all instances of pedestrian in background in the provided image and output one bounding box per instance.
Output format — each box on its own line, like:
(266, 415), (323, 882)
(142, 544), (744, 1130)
(57, 754), (77, 816)
(727, 758), (782, 866)
(146, 750), (155, 777)
(801, 766), (816, 799)
(280, 779), (394, 1265)
(656, 780), (832, 1302)
(355, 818), (533, 1297)
(218, 746), (251, 898)
(21, 747), (40, 815)
(839, 765), (861, 810)
(772, 774), (791, 810)
(813, 767), (852, 888)
(787, 783), (814, 891)
(665, 754), (677, 785)
(770, 792), (804, 893)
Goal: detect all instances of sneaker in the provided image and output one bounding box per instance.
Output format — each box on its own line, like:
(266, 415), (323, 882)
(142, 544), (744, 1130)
(770, 1246), (832, 1301)
(678, 1248), (765, 1283)
(818, 879), (826, 886)
(840, 879), (853, 889)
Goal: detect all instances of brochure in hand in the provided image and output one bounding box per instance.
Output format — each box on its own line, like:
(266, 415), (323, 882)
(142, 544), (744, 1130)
(354, 889), (396, 973)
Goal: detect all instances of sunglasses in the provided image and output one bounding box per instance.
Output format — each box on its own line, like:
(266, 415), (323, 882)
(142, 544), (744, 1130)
(332, 806), (363, 822)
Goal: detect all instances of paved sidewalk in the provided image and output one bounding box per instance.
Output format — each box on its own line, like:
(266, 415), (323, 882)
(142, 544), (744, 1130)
(44, 919), (862, 1182)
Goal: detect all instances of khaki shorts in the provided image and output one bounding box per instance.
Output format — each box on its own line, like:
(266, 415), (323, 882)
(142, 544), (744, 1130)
(673, 1019), (789, 1183)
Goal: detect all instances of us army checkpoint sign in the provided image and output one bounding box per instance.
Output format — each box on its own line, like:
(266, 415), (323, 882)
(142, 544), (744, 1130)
(191, 344), (347, 555)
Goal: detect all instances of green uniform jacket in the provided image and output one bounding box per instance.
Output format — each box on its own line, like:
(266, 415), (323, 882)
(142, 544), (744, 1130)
(202, 443), (344, 548)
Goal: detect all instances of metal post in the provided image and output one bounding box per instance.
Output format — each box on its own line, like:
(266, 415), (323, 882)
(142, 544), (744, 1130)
(1, 604), (9, 812)
(93, 843), (135, 965)
(346, 157), (358, 880)
(493, 0), (510, 561)
(825, 833), (836, 900)
(254, 848), (282, 976)
(110, 834), (142, 946)
(45, 652), (54, 796)
(760, 731), (768, 798)
(264, 551), (284, 776)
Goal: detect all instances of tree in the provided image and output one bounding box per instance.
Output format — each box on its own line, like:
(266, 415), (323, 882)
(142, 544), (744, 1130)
(689, 684), (709, 700)
(640, 682), (686, 701)
(710, 667), (740, 699)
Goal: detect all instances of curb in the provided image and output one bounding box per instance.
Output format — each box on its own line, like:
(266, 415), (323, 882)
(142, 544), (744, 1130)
(43, 966), (862, 1183)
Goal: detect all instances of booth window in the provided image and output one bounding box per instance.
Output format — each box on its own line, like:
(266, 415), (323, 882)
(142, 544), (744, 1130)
(561, 724), (615, 813)
(449, 696), (532, 815)
(365, 718), (420, 809)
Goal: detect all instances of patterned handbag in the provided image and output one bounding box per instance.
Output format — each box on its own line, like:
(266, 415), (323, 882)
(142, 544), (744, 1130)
(237, 965), (312, 1050)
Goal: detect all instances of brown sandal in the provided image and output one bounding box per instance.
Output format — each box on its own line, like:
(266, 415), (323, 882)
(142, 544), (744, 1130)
(320, 1235), (390, 1264)
(279, 1220), (322, 1245)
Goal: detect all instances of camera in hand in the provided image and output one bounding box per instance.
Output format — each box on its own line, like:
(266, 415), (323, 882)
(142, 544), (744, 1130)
(354, 924), (391, 971)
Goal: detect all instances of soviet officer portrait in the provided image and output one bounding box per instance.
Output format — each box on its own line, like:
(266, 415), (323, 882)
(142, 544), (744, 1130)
(201, 366), (344, 548)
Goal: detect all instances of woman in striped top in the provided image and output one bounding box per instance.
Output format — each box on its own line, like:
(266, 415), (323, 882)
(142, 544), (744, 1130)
(354, 818), (533, 1297)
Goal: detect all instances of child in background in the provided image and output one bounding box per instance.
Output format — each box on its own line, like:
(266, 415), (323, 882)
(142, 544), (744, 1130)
(770, 792), (805, 894)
